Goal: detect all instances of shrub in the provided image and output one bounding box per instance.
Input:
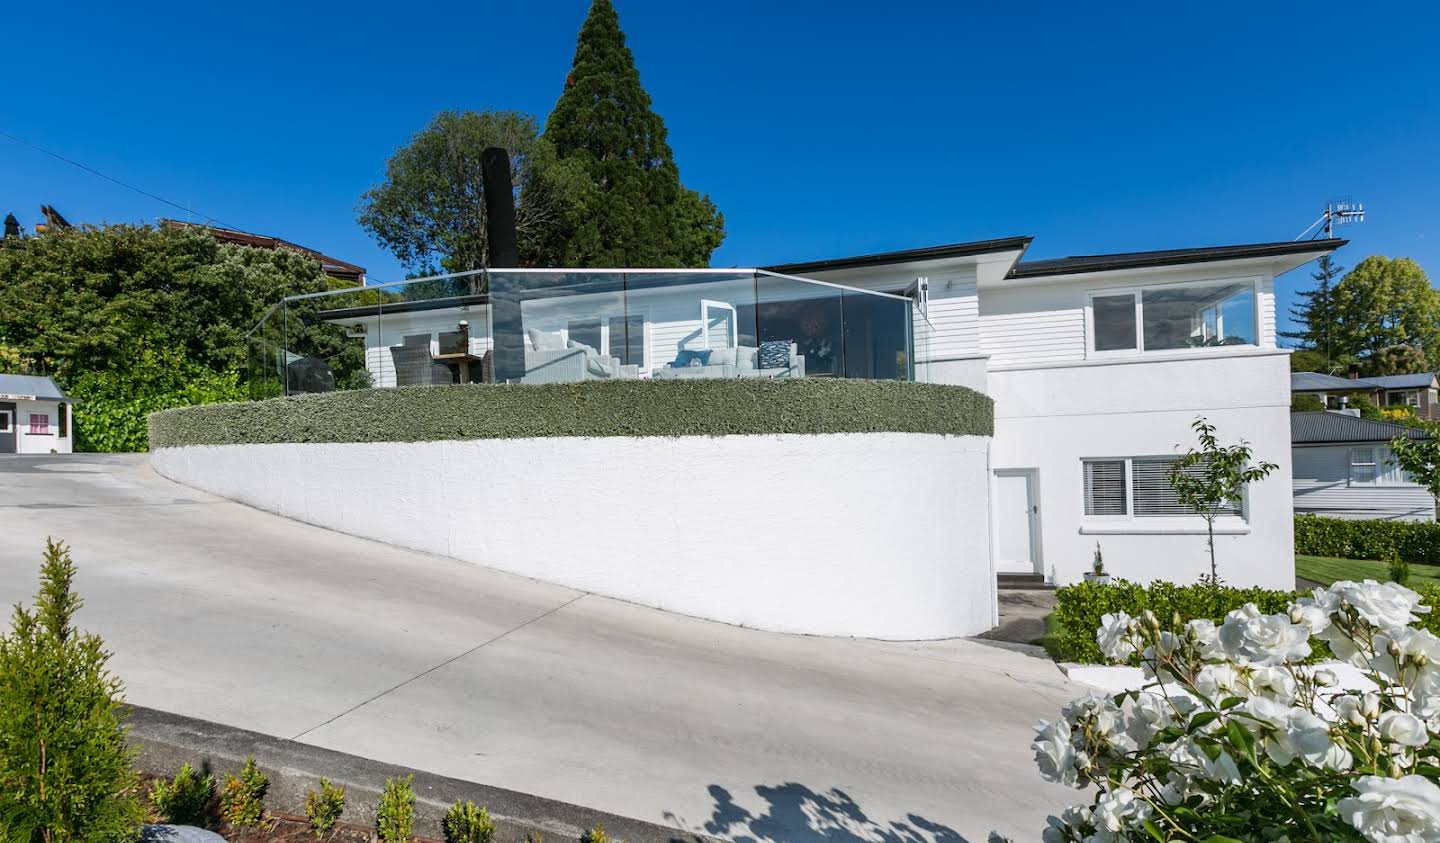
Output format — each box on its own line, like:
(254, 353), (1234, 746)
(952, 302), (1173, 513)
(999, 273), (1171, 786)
(149, 762), (216, 826)
(0, 538), (144, 843)
(585, 825), (610, 843)
(1031, 581), (1440, 841)
(1388, 552), (1412, 586)
(1294, 513), (1440, 565)
(305, 777), (345, 837)
(376, 774), (416, 843)
(443, 799), (495, 843)
(1051, 579), (1300, 664)
(219, 755), (269, 828)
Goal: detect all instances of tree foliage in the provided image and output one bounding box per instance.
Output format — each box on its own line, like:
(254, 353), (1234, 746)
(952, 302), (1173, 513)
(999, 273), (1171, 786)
(0, 539), (143, 843)
(1169, 418), (1278, 585)
(537, 0), (725, 267)
(1282, 254), (1342, 356)
(357, 110), (592, 274)
(0, 224), (359, 450)
(1358, 342), (1429, 377)
(1329, 256), (1439, 366)
(1390, 422), (1440, 517)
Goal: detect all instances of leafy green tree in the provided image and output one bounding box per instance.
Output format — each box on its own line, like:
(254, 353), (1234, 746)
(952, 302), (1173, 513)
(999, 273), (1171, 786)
(1390, 423), (1440, 518)
(538, 0), (724, 267)
(1359, 342), (1429, 376)
(1287, 348), (1336, 374)
(0, 539), (143, 843)
(357, 110), (592, 275)
(1169, 418), (1278, 585)
(1282, 253), (1342, 356)
(1290, 393), (1324, 412)
(1329, 256), (1439, 365)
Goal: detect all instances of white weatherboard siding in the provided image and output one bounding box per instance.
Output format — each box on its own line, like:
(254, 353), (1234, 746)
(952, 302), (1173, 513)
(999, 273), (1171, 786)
(152, 433), (996, 639)
(1293, 444), (1435, 522)
(7, 399), (73, 455)
(988, 351), (1295, 589)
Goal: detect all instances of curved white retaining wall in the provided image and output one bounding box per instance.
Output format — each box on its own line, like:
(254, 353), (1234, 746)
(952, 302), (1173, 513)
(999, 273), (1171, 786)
(152, 433), (995, 639)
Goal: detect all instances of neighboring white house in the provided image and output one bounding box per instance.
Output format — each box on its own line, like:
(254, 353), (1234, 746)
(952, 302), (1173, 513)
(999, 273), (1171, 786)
(272, 236), (1344, 592)
(1292, 410), (1434, 522)
(0, 374), (74, 455)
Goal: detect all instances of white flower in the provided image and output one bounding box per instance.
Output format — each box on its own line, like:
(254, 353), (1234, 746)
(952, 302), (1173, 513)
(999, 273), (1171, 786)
(1249, 665), (1299, 703)
(1185, 617), (1224, 659)
(1042, 804), (1089, 843)
(1219, 603), (1311, 666)
(1140, 632), (1181, 681)
(1337, 694), (1369, 728)
(1121, 692), (1174, 749)
(1319, 623), (1372, 669)
(1090, 787), (1151, 839)
(1334, 580), (1431, 632)
(1373, 628), (1440, 681)
(1413, 668), (1440, 724)
(1314, 668), (1339, 687)
(1167, 738), (1242, 785)
(1195, 662), (1246, 700)
(1378, 710), (1430, 749)
(1032, 719), (1079, 787)
(1243, 697), (1344, 768)
(1290, 597), (1334, 636)
(1096, 612), (1138, 662)
(1338, 775), (1440, 843)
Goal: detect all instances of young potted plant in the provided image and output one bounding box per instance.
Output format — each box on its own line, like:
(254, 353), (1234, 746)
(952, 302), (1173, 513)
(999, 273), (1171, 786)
(1082, 542), (1110, 584)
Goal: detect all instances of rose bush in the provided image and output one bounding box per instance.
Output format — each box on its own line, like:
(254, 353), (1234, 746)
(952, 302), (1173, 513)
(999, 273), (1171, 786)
(1032, 579), (1440, 842)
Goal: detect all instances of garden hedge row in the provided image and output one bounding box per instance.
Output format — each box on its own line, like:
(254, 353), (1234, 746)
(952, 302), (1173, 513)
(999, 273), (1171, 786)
(1294, 513), (1440, 565)
(148, 378), (994, 449)
(1050, 578), (1440, 664)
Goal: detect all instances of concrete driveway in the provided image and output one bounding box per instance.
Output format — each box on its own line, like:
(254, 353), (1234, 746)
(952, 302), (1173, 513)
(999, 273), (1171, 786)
(0, 453), (1081, 842)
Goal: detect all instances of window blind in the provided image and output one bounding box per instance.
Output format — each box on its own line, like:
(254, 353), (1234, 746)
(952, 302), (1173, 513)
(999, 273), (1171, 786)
(1083, 460), (1127, 515)
(1132, 457), (1241, 516)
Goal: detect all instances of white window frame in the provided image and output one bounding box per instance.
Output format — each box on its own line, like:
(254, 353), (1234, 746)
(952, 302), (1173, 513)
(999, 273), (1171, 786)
(1349, 447), (1380, 486)
(604, 310), (650, 371)
(27, 413), (51, 436)
(1082, 455), (1247, 520)
(1085, 277), (1262, 359)
(0, 409), (10, 433)
(700, 300), (738, 350)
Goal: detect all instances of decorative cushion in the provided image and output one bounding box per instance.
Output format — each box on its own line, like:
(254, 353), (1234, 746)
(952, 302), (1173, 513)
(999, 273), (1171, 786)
(758, 340), (790, 369)
(708, 347), (737, 366)
(674, 349), (711, 368)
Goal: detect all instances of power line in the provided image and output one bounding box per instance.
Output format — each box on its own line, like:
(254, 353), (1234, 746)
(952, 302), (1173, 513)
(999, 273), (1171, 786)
(0, 127), (241, 230)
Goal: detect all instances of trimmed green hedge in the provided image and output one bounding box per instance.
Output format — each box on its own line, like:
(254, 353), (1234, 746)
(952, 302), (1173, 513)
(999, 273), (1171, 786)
(1294, 513), (1440, 565)
(1052, 578), (1440, 664)
(148, 378), (993, 449)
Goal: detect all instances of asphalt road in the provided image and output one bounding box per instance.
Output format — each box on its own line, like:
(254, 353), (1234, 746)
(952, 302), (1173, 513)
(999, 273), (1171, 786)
(0, 453), (1081, 842)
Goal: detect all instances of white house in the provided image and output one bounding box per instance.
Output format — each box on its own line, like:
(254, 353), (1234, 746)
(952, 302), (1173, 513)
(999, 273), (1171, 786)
(0, 374), (75, 455)
(264, 236), (1344, 593)
(1292, 410), (1434, 522)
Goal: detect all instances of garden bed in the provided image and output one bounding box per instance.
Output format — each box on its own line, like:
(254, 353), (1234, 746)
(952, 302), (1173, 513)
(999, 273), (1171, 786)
(211, 812), (441, 843)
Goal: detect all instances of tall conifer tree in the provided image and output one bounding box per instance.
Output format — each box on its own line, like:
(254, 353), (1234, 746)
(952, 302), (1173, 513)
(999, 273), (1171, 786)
(538, 0), (724, 267)
(1282, 254), (1343, 363)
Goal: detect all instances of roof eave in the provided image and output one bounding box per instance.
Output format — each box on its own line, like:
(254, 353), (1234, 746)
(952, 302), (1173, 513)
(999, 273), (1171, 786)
(765, 236), (1033, 275)
(1009, 239), (1348, 280)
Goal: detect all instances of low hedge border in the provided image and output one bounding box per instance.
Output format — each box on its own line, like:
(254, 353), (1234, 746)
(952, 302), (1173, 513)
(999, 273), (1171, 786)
(1294, 513), (1440, 565)
(148, 378), (993, 449)
(1050, 578), (1440, 664)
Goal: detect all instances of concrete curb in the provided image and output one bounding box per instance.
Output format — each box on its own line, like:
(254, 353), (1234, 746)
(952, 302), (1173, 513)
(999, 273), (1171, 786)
(127, 706), (713, 843)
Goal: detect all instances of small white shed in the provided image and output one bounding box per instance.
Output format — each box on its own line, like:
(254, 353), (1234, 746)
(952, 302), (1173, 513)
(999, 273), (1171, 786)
(0, 375), (75, 455)
(1292, 411), (1434, 522)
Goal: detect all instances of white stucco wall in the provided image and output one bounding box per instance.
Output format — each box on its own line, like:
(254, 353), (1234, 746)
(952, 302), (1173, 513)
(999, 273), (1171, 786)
(8, 399), (73, 454)
(152, 433), (995, 639)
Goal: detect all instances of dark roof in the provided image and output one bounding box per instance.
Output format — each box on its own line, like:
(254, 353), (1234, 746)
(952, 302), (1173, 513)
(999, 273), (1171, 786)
(765, 236), (1033, 275)
(0, 374), (70, 401)
(1361, 373), (1437, 390)
(1009, 239), (1347, 279)
(1291, 411), (1430, 445)
(319, 293), (489, 322)
(163, 220), (367, 283)
(1291, 371), (1377, 392)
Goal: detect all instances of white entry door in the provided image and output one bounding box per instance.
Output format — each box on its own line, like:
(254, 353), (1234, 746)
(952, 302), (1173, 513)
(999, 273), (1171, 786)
(994, 469), (1040, 574)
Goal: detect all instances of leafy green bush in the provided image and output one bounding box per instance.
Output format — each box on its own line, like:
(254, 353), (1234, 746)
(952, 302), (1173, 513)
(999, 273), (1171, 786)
(148, 378), (995, 449)
(219, 755), (269, 828)
(0, 539), (144, 842)
(443, 799), (495, 843)
(69, 347), (248, 452)
(585, 825), (610, 843)
(149, 762), (215, 826)
(376, 774), (416, 843)
(1388, 551), (1412, 586)
(305, 777), (345, 837)
(1294, 513), (1440, 564)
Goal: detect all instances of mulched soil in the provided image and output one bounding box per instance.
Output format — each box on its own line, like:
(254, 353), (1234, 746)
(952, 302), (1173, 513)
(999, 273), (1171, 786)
(220, 811), (442, 843)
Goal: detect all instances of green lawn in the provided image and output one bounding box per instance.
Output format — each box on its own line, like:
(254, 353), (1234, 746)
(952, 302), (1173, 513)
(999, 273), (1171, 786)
(1295, 554), (1440, 588)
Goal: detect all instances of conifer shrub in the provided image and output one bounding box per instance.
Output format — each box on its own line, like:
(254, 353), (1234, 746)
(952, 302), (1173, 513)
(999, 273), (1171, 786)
(443, 799), (495, 843)
(0, 538), (144, 842)
(149, 762), (215, 826)
(219, 755), (269, 828)
(585, 824), (610, 843)
(305, 777), (346, 838)
(376, 774), (416, 843)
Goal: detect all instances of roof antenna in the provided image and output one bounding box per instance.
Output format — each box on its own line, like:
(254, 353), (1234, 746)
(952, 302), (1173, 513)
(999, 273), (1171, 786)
(1296, 200), (1365, 241)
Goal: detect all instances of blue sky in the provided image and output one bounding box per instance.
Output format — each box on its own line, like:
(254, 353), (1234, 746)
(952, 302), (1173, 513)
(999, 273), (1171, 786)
(3, 1), (1437, 335)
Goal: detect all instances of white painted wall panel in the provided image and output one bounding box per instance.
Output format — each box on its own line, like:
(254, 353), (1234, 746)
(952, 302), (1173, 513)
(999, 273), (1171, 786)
(152, 433), (996, 639)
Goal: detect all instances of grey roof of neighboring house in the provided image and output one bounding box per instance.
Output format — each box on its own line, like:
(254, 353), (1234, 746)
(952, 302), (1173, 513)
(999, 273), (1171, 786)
(1291, 371), (1378, 392)
(1358, 373), (1437, 389)
(1291, 411), (1429, 445)
(0, 374), (70, 401)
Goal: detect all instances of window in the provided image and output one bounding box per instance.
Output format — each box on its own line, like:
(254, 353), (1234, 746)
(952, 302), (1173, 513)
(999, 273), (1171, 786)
(28, 413), (50, 435)
(1349, 448), (1378, 486)
(0, 411), (10, 432)
(1082, 457), (1243, 517)
(1387, 390), (1420, 408)
(1090, 281), (1257, 355)
(701, 300), (737, 349)
(57, 403), (67, 438)
(607, 314), (645, 367)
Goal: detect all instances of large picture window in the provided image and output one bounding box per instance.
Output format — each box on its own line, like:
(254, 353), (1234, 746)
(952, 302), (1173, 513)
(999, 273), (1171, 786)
(1082, 456), (1243, 517)
(1089, 280), (1257, 355)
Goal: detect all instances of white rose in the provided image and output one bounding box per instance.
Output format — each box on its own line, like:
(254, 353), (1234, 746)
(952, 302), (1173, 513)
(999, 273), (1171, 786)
(1090, 787), (1150, 835)
(1248, 665), (1299, 703)
(1167, 738), (1242, 785)
(1379, 710), (1431, 749)
(1413, 668), (1440, 723)
(1338, 775), (1440, 843)
(1373, 628), (1440, 681)
(1336, 694), (1369, 728)
(1335, 580), (1431, 632)
(1185, 618), (1225, 659)
(1289, 598), (1333, 636)
(1195, 662), (1246, 700)
(1121, 692), (1174, 749)
(1042, 805), (1090, 843)
(1319, 623), (1371, 669)
(1032, 719), (1079, 787)
(1219, 603), (1311, 666)
(1096, 612), (1138, 662)
(1243, 697), (1340, 768)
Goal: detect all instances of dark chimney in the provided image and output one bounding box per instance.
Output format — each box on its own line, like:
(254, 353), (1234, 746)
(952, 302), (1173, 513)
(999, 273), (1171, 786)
(481, 147), (524, 382)
(3, 213), (18, 239)
(1348, 363), (1360, 380)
